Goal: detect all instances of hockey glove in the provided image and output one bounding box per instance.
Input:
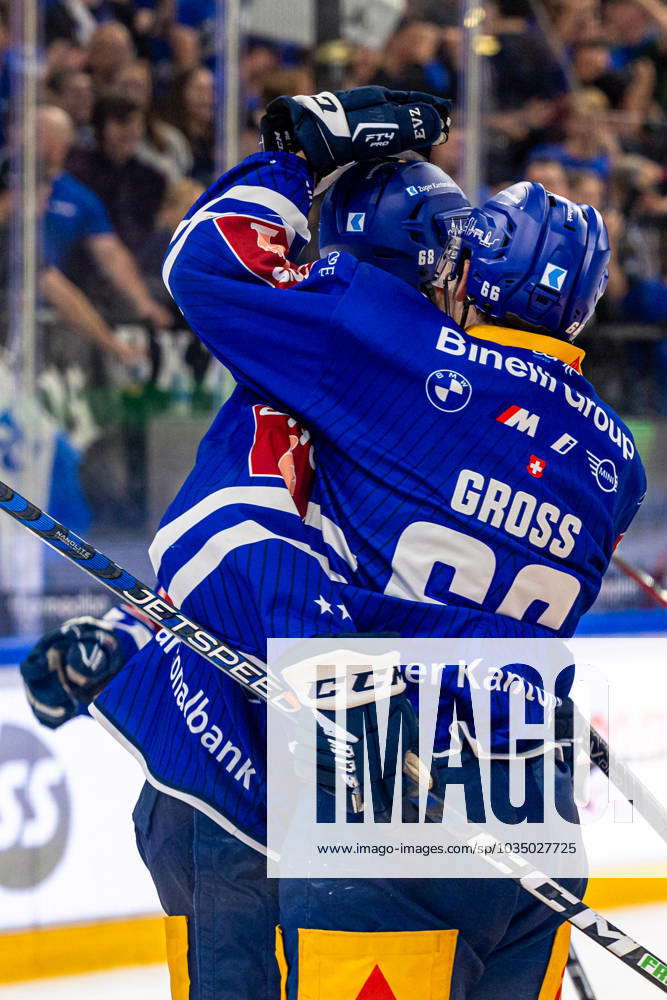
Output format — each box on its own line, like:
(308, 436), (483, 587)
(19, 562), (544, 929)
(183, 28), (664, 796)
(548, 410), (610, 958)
(260, 86), (451, 177)
(21, 616), (129, 729)
(298, 692), (420, 819)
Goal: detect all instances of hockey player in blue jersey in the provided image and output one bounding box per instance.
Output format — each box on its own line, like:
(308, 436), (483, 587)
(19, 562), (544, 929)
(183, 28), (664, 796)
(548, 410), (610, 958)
(20, 385), (361, 999)
(19, 85), (646, 999)
(156, 86), (645, 998)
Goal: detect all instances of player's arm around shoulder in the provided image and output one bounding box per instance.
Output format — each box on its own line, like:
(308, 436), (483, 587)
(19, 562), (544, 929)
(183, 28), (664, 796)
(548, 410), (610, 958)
(163, 86), (450, 316)
(161, 87), (450, 408)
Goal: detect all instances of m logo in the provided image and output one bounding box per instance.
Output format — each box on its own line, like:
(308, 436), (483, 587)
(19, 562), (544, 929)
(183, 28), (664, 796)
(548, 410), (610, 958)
(347, 213), (365, 233)
(496, 405), (540, 438)
(540, 263), (568, 291)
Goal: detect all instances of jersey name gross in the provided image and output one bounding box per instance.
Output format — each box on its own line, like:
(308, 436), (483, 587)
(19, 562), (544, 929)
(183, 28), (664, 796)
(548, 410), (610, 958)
(451, 469), (582, 559)
(436, 327), (634, 459)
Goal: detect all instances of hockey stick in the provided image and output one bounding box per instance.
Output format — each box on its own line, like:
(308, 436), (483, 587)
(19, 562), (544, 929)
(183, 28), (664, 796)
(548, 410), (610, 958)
(403, 750), (667, 994)
(587, 722), (667, 842)
(567, 943), (598, 1000)
(0, 479), (364, 812)
(3, 482), (667, 991)
(612, 553), (667, 609)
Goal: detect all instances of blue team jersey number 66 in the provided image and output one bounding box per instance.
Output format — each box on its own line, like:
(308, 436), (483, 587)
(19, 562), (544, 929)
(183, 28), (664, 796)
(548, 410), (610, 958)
(384, 521), (581, 631)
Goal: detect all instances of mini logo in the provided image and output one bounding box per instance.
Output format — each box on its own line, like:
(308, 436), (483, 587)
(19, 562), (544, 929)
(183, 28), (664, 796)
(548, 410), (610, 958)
(586, 451), (618, 492)
(347, 212), (365, 232)
(540, 263), (568, 291)
(406, 185), (418, 196)
(425, 370), (472, 413)
(527, 455), (546, 477)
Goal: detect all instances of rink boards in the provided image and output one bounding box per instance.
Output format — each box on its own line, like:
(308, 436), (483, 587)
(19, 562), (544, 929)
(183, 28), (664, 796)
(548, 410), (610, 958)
(1, 615), (666, 981)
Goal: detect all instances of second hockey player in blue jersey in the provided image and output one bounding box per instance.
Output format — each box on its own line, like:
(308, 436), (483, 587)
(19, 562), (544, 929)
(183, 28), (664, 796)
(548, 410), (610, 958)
(164, 107), (645, 705)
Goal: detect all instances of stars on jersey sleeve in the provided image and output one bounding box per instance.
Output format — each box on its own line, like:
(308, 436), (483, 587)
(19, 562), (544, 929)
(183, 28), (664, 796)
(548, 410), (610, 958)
(314, 595), (351, 621)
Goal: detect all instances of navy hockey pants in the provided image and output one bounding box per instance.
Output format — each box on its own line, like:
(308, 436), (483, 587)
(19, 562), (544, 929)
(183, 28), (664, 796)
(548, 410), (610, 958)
(133, 754), (584, 999)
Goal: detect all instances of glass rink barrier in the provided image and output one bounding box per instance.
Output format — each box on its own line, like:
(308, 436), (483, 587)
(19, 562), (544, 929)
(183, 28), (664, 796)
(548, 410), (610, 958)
(0, 0), (666, 997)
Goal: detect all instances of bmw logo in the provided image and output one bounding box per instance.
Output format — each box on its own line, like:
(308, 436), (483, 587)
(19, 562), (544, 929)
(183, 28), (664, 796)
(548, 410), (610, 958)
(425, 370), (472, 413)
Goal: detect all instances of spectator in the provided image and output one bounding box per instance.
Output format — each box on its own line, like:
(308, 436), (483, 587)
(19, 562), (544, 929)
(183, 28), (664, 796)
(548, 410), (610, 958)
(603, 155), (667, 332)
(114, 59), (193, 182)
(164, 66), (215, 184)
(37, 104), (170, 330)
(430, 124), (464, 187)
(486, 1), (567, 106)
(171, 0), (215, 71)
(240, 65), (315, 157)
(604, 0), (659, 67)
(525, 157), (572, 198)
(629, 0), (667, 114)
(48, 68), (95, 148)
(549, 0), (603, 47)
(571, 40), (635, 107)
(569, 167), (607, 208)
(527, 89), (618, 181)
(345, 45), (382, 88)
(138, 177), (205, 308)
(372, 19), (455, 97)
(0, 118), (142, 366)
(242, 43), (281, 122)
(67, 94), (167, 254)
(0, 2), (9, 150)
(260, 67), (315, 109)
(86, 21), (134, 93)
(486, 97), (560, 186)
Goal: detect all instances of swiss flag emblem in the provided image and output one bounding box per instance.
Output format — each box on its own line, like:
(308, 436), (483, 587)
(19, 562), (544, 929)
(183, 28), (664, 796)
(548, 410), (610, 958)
(527, 455), (546, 477)
(355, 965), (398, 1000)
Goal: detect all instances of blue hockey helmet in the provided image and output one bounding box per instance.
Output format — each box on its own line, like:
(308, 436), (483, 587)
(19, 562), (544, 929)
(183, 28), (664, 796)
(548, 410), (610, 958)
(319, 158), (471, 292)
(449, 181), (610, 341)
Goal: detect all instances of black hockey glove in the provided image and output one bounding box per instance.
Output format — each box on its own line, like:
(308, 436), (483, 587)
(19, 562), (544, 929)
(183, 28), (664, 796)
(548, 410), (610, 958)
(260, 86), (451, 177)
(21, 616), (128, 729)
(315, 691), (421, 818)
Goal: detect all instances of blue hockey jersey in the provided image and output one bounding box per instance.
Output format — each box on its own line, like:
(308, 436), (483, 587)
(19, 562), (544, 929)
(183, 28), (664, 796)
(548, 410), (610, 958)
(164, 150), (646, 642)
(94, 150), (646, 848)
(93, 386), (358, 851)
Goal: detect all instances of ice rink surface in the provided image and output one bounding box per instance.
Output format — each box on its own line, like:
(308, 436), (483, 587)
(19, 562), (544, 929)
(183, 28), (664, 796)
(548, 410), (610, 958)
(1, 902), (665, 999)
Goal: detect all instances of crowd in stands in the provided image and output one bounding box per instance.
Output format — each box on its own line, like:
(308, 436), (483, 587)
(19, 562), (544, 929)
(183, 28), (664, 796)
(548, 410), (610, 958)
(0, 0), (665, 412)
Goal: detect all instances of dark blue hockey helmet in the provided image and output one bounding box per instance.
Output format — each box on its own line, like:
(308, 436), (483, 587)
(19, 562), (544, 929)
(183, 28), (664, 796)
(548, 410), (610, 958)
(448, 181), (610, 340)
(319, 158), (471, 292)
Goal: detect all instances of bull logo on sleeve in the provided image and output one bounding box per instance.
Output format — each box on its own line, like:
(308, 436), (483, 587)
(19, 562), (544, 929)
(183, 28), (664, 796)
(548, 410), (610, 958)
(215, 215), (313, 287)
(248, 405), (315, 517)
